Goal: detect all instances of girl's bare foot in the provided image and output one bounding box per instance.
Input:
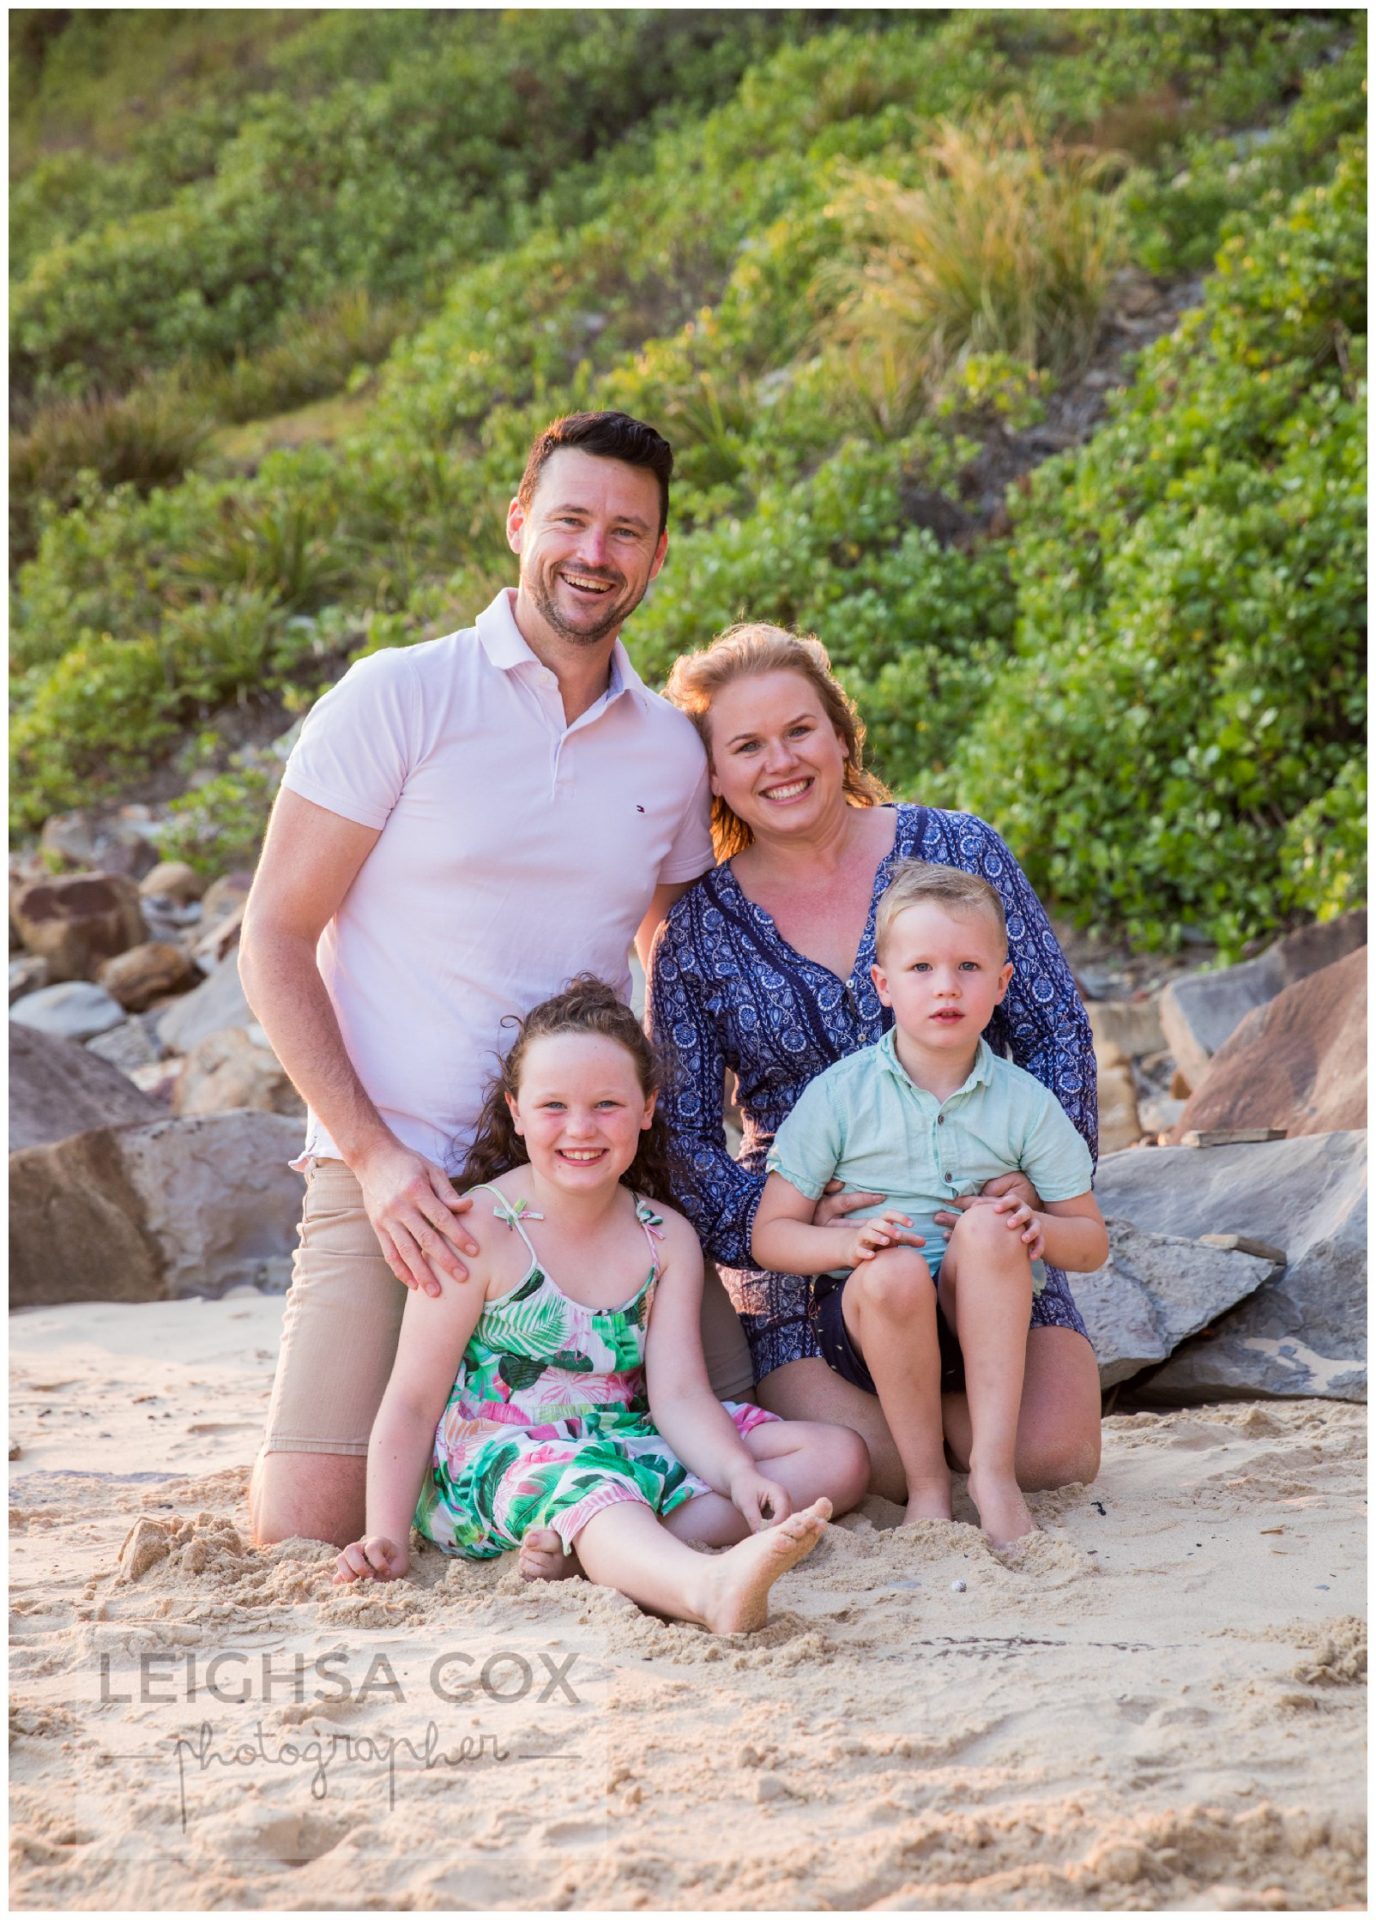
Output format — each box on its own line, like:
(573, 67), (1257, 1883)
(902, 1476), (953, 1526)
(696, 1499), (831, 1634)
(967, 1468), (1037, 1547)
(518, 1528), (581, 1582)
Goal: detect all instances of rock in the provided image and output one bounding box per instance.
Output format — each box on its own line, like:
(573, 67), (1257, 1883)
(1095, 1131), (1366, 1401)
(9, 872), (147, 982)
(1087, 997), (1165, 1059)
(1159, 910), (1366, 1091)
(175, 1026), (303, 1118)
(8, 1439), (20, 1462)
(199, 872), (254, 937)
(1170, 947), (1365, 1143)
(9, 956), (49, 1004)
(38, 810), (159, 881)
(9, 1025), (161, 1151)
(140, 898), (203, 943)
(128, 1058), (184, 1106)
(10, 980), (127, 1043)
(1076, 1220), (1278, 1389)
(156, 951), (254, 1054)
(139, 861), (205, 905)
(86, 1016), (166, 1074)
(1139, 1093), (1186, 1135)
(8, 1111), (306, 1305)
(96, 941), (202, 1014)
(1096, 1053), (1143, 1154)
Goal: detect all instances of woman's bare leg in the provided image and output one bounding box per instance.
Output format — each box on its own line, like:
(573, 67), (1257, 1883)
(574, 1497), (831, 1633)
(661, 1416), (870, 1545)
(755, 1358), (909, 1504)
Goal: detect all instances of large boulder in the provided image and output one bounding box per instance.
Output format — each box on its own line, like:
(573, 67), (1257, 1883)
(1171, 946), (1365, 1142)
(1076, 1220), (1278, 1389)
(138, 861), (205, 906)
(9, 872), (147, 981)
(175, 1026), (303, 1117)
(8, 1111), (305, 1305)
(9, 1025), (161, 1151)
(38, 808), (160, 880)
(1159, 910), (1366, 1090)
(156, 951), (254, 1053)
(1095, 1132), (1366, 1401)
(9, 980), (127, 1043)
(96, 941), (202, 1013)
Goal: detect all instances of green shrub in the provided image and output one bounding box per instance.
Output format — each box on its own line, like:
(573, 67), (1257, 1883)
(1279, 758), (1367, 923)
(158, 759), (279, 875)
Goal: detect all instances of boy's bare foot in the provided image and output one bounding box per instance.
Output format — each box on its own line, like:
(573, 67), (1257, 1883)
(967, 1468), (1037, 1547)
(901, 1476), (953, 1526)
(518, 1528), (581, 1582)
(697, 1498), (831, 1635)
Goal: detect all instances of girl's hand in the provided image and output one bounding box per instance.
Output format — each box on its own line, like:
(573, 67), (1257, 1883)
(847, 1210), (921, 1265)
(728, 1464), (793, 1532)
(333, 1535), (408, 1584)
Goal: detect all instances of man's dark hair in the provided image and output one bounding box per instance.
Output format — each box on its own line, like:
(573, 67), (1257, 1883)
(517, 411), (673, 537)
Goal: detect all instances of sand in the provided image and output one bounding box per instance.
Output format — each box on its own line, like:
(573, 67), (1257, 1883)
(8, 1291), (1368, 1912)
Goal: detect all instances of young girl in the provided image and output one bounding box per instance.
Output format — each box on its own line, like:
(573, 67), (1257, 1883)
(334, 977), (868, 1634)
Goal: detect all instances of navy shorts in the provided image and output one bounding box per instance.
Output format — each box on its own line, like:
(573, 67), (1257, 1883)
(812, 1271), (967, 1397)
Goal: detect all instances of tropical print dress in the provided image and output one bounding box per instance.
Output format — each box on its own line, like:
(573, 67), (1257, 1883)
(415, 1184), (777, 1560)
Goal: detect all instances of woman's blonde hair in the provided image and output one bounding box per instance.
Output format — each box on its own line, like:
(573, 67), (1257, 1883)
(664, 622), (890, 861)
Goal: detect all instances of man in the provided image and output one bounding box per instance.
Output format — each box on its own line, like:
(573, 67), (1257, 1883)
(241, 411), (714, 1548)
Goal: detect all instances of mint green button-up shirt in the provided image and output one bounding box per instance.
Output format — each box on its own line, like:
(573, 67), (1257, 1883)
(765, 1031), (1094, 1285)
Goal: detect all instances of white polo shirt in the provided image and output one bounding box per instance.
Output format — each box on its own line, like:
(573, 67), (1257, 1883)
(281, 589), (713, 1173)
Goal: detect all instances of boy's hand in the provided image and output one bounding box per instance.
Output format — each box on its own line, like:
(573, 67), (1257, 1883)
(988, 1195), (1046, 1261)
(813, 1182), (925, 1247)
(334, 1535), (409, 1584)
(728, 1465), (793, 1532)
(846, 1209), (921, 1265)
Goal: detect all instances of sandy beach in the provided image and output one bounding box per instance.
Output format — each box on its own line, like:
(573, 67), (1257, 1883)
(9, 1291), (1367, 1912)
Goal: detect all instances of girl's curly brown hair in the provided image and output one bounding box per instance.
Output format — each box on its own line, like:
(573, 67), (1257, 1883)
(460, 975), (679, 1207)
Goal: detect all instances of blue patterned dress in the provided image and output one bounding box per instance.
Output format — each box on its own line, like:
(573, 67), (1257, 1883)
(646, 804), (1098, 1384)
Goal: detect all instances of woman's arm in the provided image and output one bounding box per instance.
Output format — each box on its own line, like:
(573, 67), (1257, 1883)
(335, 1269), (487, 1581)
(647, 912), (769, 1270)
(643, 1214), (789, 1527)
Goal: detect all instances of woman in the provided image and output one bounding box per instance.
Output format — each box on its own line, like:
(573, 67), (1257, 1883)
(647, 623), (1101, 1503)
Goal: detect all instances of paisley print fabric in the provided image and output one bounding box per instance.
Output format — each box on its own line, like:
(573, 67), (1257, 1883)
(646, 805), (1098, 1382)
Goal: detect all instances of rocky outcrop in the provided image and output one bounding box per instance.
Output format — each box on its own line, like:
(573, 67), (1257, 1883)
(156, 951), (254, 1053)
(9, 980), (127, 1043)
(1075, 1221), (1279, 1389)
(1171, 947), (1365, 1142)
(1095, 1131), (1366, 1401)
(96, 941), (202, 1013)
(138, 861), (205, 905)
(9, 1111), (304, 1305)
(9, 1026), (161, 1151)
(175, 1026), (303, 1117)
(9, 872), (147, 981)
(1159, 910), (1367, 1091)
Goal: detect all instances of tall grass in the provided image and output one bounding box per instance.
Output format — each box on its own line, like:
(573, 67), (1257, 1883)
(822, 105), (1126, 429)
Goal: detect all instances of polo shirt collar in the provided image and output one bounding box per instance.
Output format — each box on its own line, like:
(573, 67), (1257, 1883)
(877, 1028), (995, 1097)
(475, 589), (640, 708)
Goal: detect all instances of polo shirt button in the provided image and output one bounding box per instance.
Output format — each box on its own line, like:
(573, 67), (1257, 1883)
(944, 1173), (952, 1184)
(937, 1114), (945, 1125)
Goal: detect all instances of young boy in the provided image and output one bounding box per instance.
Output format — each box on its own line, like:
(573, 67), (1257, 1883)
(751, 860), (1107, 1545)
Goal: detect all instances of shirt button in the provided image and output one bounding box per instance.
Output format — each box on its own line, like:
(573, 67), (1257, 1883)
(937, 1115), (945, 1125)
(944, 1173), (953, 1184)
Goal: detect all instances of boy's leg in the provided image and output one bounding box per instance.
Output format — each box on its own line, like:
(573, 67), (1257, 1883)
(938, 1206), (1035, 1544)
(574, 1497), (832, 1635)
(837, 1247), (952, 1523)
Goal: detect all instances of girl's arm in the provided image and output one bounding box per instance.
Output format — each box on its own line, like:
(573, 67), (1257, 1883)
(335, 1264), (488, 1582)
(646, 913), (768, 1271)
(642, 1212), (789, 1529)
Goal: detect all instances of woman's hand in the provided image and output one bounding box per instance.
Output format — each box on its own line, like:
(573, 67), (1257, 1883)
(334, 1535), (409, 1584)
(728, 1463), (793, 1532)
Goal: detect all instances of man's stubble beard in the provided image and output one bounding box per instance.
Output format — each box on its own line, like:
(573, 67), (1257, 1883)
(526, 563), (647, 648)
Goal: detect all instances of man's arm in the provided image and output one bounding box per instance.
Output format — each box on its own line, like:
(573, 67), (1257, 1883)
(239, 789), (478, 1295)
(634, 876), (701, 976)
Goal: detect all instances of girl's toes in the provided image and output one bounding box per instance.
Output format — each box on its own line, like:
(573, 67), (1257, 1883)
(518, 1529), (578, 1583)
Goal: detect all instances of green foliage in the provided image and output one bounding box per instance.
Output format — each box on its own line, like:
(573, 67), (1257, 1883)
(952, 135), (1367, 953)
(9, 10), (1366, 959)
(158, 760), (279, 875)
(821, 106), (1125, 431)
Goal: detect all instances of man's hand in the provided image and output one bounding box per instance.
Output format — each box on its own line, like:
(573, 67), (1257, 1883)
(729, 1463), (793, 1532)
(334, 1535), (408, 1584)
(353, 1139), (480, 1296)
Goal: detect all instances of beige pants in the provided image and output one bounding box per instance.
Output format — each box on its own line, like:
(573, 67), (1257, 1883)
(262, 1160), (756, 1456)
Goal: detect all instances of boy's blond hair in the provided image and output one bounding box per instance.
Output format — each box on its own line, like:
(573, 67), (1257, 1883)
(874, 860), (1007, 959)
